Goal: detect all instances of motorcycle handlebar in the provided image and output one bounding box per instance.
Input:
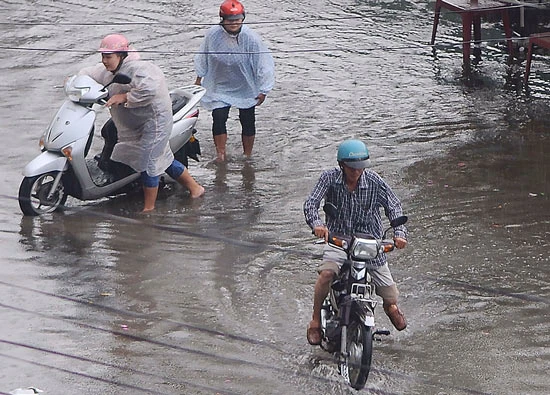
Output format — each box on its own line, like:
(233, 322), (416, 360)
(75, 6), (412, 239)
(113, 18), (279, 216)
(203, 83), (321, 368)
(315, 232), (397, 254)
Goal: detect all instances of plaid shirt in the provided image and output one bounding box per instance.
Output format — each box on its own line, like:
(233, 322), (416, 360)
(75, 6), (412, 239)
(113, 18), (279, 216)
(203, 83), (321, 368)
(304, 168), (407, 266)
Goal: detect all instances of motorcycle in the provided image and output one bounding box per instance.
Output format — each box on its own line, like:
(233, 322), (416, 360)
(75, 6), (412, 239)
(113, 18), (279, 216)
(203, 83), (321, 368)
(317, 203), (408, 390)
(18, 73), (206, 216)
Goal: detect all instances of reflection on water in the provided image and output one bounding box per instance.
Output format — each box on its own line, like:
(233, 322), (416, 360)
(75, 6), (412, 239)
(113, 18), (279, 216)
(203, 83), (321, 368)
(1, 0), (549, 393)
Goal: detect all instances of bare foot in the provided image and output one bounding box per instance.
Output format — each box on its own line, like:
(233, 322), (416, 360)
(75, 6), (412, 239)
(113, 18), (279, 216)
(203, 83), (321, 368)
(140, 207), (155, 213)
(190, 185), (205, 198)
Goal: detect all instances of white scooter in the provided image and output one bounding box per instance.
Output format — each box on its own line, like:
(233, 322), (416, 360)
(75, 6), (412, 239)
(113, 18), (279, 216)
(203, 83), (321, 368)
(18, 74), (206, 216)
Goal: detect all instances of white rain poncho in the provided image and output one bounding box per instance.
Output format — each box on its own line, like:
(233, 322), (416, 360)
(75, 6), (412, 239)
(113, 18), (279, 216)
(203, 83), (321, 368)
(194, 25), (275, 111)
(79, 57), (174, 177)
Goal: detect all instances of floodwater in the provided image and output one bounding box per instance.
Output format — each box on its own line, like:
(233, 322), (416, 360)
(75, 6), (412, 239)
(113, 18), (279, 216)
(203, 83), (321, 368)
(1, 0), (549, 394)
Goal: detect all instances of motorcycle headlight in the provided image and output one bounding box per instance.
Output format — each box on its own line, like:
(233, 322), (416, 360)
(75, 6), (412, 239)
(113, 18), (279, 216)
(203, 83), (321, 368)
(350, 237), (380, 261)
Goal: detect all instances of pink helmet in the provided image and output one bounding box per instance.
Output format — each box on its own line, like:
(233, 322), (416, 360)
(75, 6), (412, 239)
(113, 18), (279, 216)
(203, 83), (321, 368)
(98, 34), (130, 53)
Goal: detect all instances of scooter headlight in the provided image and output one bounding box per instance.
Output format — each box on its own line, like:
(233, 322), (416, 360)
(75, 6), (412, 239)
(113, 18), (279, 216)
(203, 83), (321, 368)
(66, 86), (90, 102)
(65, 75), (91, 102)
(350, 237), (380, 261)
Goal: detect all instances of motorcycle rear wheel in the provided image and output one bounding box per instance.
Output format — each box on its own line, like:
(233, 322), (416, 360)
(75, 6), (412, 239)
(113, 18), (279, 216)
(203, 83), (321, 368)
(18, 172), (67, 216)
(341, 320), (373, 390)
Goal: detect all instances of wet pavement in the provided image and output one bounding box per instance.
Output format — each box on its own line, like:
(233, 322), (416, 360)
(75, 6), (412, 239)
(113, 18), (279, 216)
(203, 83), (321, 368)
(1, 0), (549, 394)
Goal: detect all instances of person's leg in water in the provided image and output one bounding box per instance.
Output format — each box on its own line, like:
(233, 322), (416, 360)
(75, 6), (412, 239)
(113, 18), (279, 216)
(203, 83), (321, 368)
(140, 172), (160, 212)
(140, 162), (204, 212)
(371, 264), (407, 331)
(239, 106), (256, 157)
(308, 264), (337, 345)
(212, 106), (230, 162)
(166, 160), (205, 198)
(308, 247), (341, 345)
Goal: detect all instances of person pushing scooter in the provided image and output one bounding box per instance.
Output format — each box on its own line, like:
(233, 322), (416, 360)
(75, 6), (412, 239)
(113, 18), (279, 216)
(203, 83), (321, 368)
(79, 34), (204, 212)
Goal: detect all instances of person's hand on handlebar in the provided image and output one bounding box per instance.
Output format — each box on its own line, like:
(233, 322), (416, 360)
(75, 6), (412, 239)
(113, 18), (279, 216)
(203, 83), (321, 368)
(393, 236), (407, 249)
(106, 93), (128, 107)
(313, 225), (329, 242)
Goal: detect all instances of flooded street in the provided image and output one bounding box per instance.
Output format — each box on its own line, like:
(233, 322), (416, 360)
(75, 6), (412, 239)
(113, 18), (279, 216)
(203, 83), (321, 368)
(1, 0), (549, 394)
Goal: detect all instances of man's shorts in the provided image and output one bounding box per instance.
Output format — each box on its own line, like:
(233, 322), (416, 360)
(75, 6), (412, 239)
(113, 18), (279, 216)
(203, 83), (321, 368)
(318, 244), (399, 302)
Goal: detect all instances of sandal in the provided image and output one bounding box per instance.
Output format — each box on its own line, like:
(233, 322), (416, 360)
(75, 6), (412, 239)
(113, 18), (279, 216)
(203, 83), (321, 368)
(384, 304), (407, 331)
(306, 323), (323, 345)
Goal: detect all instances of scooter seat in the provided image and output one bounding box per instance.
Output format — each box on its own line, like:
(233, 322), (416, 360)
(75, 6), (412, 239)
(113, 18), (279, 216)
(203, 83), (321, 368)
(170, 92), (189, 115)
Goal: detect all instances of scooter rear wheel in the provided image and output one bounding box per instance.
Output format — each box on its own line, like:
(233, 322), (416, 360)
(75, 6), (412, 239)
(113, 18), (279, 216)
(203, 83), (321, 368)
(19, 172), (67, 216)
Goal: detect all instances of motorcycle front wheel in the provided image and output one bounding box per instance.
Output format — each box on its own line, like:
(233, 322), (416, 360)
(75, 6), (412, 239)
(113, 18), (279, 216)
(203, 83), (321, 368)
(341, 320), (373, 390)
(18, 172), (67, 216)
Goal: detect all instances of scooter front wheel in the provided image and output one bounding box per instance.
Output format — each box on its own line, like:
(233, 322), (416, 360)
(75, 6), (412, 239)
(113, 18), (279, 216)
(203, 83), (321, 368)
(18, 172), (67, 216)
(340, 320), (373, 390)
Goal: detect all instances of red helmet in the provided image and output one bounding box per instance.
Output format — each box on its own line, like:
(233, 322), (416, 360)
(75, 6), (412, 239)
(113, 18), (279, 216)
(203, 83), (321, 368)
(219, 0), (245, 20)
(98, 34), (130, 53)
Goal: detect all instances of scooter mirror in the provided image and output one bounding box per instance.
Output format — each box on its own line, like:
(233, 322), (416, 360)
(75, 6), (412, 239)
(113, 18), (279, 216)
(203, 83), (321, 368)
(103, 74), (132, 89)
(323, 202), (338, 219)
(390, 215), (408, 228)
(112, 74), (132, 85)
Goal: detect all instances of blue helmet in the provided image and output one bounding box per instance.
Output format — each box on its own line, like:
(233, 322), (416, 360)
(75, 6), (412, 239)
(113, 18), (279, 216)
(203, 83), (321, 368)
(337, 139), (370, 169)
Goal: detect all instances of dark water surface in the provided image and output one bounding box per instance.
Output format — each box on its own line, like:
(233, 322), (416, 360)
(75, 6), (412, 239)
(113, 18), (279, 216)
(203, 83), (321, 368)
(1, 0), (549, 394)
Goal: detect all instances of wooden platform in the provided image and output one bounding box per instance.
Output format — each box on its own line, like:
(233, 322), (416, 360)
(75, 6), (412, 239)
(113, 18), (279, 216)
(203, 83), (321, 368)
(431, 0), (514, 73)
(524, 32), (550, 85)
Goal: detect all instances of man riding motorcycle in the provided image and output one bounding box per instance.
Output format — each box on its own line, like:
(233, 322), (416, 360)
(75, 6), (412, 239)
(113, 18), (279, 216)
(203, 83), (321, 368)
(303, 139), (408, 345)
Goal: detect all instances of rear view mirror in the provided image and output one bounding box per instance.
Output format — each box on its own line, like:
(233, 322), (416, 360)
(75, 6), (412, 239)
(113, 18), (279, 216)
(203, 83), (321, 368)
(390, 216), (408, 228)
(112, 74), (131, 85)
(323, 202), (338, 219)
(103, 74), (132, 89)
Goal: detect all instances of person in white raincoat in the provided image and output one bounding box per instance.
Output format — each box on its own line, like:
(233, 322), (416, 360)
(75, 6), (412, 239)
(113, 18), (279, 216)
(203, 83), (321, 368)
(79, 34), (204, 212)
(194, 0), (275, 162)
